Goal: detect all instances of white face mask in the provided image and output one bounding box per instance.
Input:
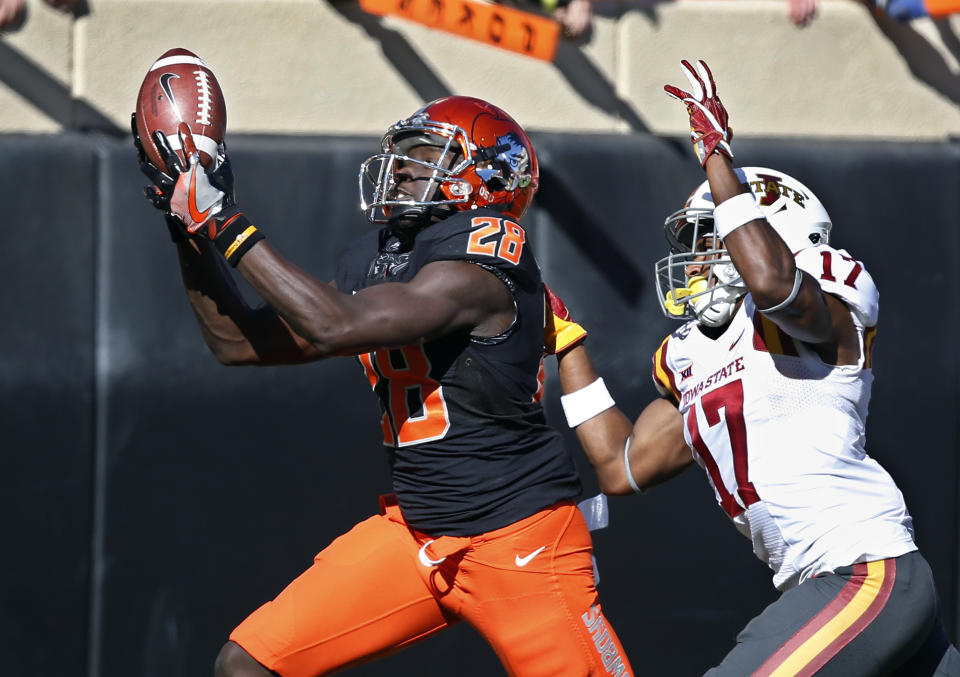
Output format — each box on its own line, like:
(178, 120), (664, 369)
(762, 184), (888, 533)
(687, 262), (746, 328)
(690, 283), (744, 327)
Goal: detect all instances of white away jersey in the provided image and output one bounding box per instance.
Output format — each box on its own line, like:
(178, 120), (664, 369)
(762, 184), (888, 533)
(651, 245), (916, 590)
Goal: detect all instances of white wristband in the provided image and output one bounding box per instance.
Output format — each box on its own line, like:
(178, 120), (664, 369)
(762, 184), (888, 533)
(623, 436), (643, 494)
(713, 192), (765, 240)
(560, 377), (615, 428)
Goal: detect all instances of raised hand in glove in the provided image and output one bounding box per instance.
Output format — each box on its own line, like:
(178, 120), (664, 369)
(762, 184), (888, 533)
(544, 284), (588, 356)
(131, 112), (189, 242)
(133, 115), (262, 265)
(664, 60), (733, 168)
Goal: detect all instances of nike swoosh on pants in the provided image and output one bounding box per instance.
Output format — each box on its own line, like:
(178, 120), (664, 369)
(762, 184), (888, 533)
(515, 546), (547, 567)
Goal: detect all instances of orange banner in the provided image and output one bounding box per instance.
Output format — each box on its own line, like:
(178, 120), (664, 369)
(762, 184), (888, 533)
(924, 0), (960, 17)
(359, 0), (560, 62)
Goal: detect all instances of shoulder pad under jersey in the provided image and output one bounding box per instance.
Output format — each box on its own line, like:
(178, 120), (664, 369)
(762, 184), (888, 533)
(795, 245), (879, 327)
(651, 331), (685, 403)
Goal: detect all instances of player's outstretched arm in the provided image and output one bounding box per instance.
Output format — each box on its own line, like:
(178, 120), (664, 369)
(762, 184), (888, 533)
(137, 119), (514, 359)
(556, 343), (634, 492)
(557, 345), (691, 495)
(176, 240), (323, 365)
(236, 243), (513, 357)
(546, 286), (692, 494)
(702, 154), (839, 346)
(665, 60), (850, 348)
(132, 113), (322, 366)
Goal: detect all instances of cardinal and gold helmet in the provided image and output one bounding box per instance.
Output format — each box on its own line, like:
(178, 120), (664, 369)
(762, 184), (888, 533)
(656, 167), (832, 327)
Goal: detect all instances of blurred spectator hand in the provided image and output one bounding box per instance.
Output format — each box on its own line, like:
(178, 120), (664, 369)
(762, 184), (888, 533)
(0, 0), (25, 29)
(788, 0), (818, 25)
(552, 0), (592, 38)
(494, 0), (593, 40)
(0, 0), (83, 31)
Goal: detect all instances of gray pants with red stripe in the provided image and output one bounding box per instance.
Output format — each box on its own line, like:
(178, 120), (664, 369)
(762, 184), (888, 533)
(706, 551), (960, 676)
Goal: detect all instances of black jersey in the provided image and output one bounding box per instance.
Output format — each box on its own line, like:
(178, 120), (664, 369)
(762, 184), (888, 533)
(336, 208), (581, 536)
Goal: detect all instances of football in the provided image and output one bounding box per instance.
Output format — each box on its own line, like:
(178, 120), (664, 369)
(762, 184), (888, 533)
(135, 48), (227, 170)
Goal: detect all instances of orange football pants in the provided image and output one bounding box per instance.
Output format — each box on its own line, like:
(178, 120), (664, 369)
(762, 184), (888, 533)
(230, 495), (634, 677)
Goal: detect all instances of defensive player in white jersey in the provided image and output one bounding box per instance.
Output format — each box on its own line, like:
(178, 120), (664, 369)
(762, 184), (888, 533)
(547, 59), (960, 675)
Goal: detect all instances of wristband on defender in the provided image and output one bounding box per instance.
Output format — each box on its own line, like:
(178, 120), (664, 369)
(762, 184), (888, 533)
(560, 377), (615, 428)
(713, 192), (765, 240)
(623, 436), (643, 494)
(213, 212), (264, 267)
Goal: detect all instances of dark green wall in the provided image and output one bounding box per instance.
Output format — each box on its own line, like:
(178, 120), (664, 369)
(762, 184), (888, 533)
(3, 132), (957, 676)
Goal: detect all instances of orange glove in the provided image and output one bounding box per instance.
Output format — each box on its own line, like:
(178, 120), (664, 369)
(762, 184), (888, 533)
(544, 284), (588, 355)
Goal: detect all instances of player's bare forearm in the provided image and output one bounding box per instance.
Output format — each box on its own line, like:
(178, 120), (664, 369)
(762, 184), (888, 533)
(704, 155), (835, 344)
(234, 241), (353, 356)
(235, 242), (511, 358)
(624, 398), (692, 493)
(558, 347), (692, 495)
(176, 239), (320, 365)
(583, 397), (692, 496)
(704, 154), (796, 303)
(557, 346), (635, 493)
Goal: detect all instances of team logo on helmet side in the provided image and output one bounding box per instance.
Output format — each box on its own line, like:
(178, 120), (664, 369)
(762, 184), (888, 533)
(476, 132), (532, 190)
(501, 132), (532, 186)
(749, 172), (808, 208)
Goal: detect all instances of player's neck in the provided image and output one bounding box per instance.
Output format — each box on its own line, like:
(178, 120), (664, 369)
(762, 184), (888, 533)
(697, 323), (730, 340)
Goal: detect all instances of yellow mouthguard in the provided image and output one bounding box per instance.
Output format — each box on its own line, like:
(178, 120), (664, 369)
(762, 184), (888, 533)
(664, 276), (708, 316)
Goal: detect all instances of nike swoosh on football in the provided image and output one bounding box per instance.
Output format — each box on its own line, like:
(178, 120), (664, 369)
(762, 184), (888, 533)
(159, 72), (183, 121)
(515, 546), (547, 567)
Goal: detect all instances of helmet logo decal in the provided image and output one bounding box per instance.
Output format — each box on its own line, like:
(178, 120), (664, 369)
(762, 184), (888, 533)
(496, 132), (531, 186)
(476, 132), (532, 189)
(749, 173), (808, 208)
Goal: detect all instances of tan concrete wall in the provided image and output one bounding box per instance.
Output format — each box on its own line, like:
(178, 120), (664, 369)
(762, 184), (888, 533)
(2, 0), (959, 138)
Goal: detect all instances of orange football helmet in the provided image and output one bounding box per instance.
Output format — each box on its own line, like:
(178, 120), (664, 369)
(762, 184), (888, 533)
(360, 96), (539, 224)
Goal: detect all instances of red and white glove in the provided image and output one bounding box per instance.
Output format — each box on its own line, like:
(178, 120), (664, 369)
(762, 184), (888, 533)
(664, 60), (733, 168)
(544, 284), (588, 356)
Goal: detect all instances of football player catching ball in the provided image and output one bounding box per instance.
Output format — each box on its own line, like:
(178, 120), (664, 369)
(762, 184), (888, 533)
(132, 96), (634, 677)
